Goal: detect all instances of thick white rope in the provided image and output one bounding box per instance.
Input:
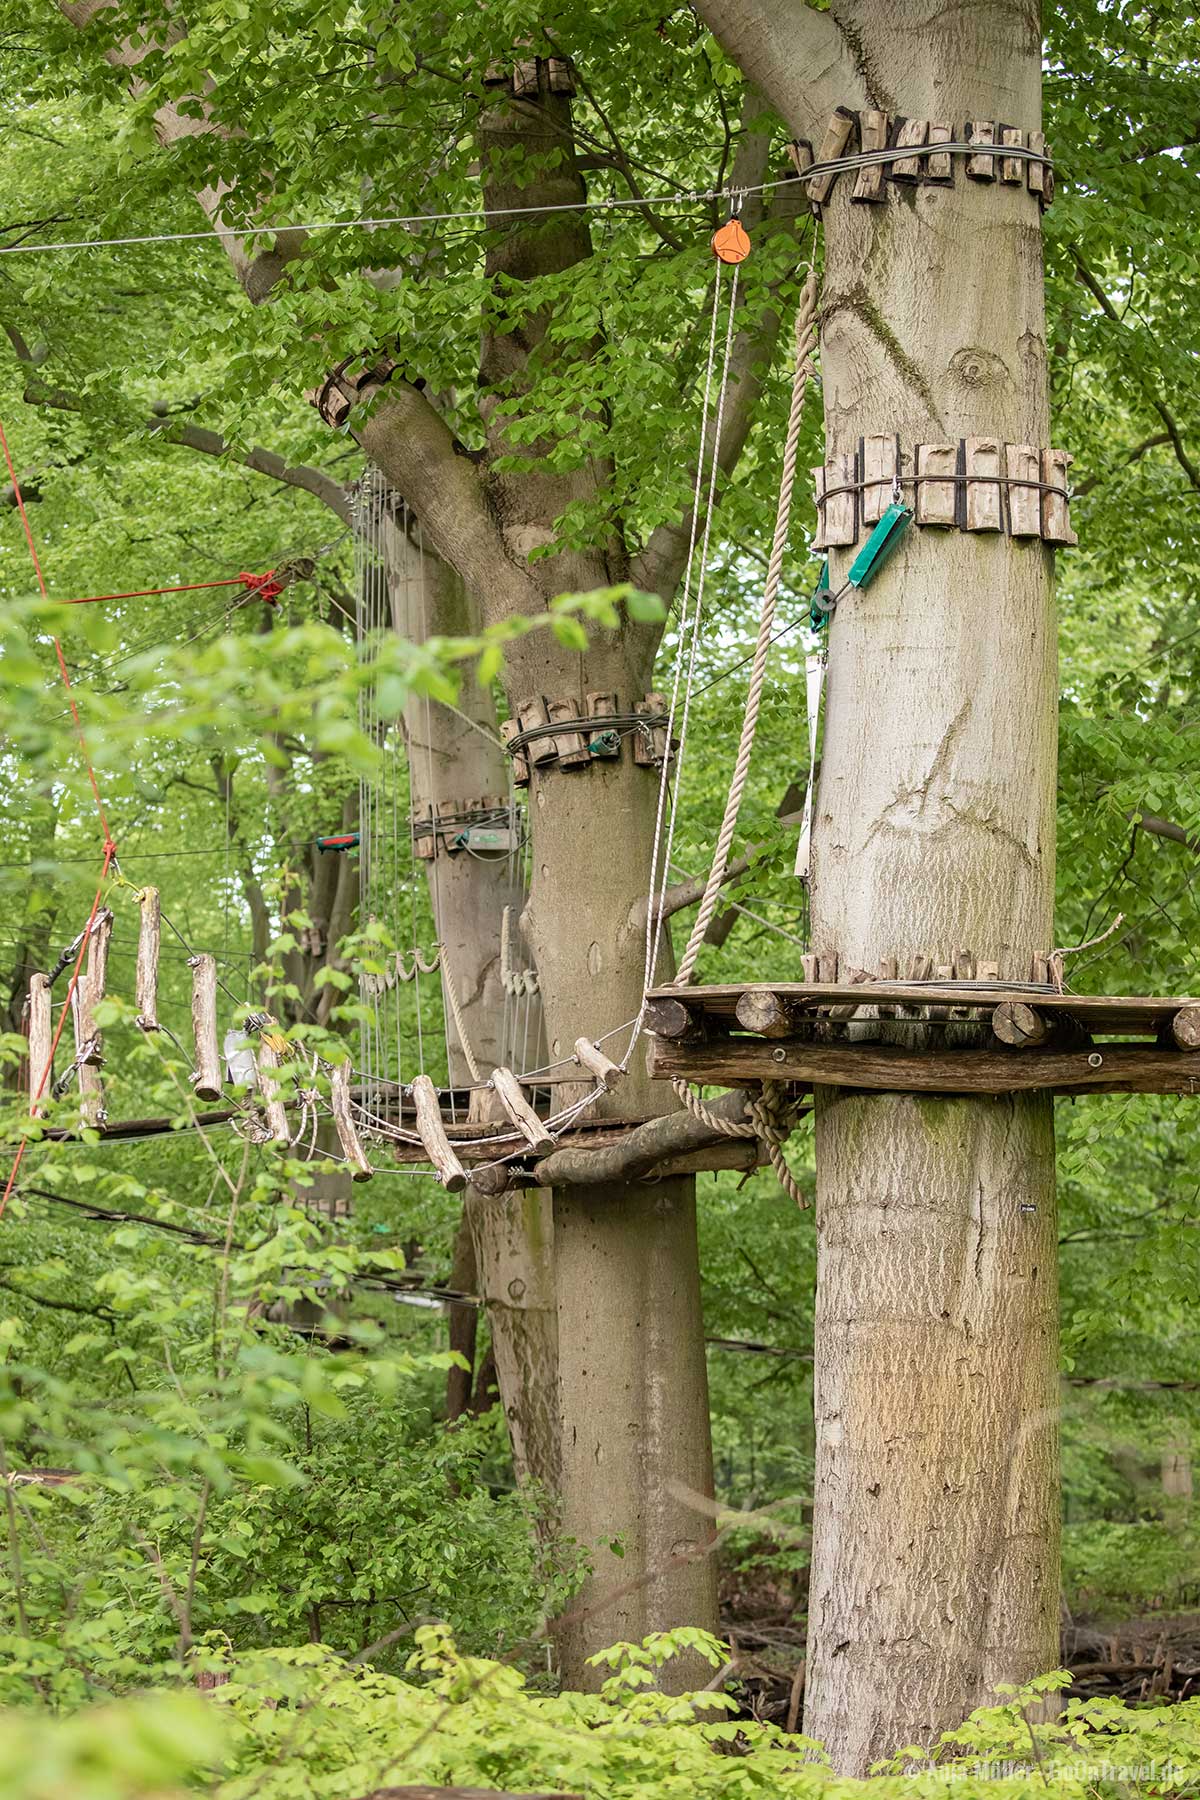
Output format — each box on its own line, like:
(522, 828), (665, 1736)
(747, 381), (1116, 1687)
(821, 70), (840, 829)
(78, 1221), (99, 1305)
(667, 272), (821, 1206)
(440, 947), (483, 1086)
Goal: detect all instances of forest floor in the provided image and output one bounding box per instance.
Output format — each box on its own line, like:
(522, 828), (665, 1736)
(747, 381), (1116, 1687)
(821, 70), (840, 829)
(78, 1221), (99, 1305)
(720, 1564), (1200, 1724)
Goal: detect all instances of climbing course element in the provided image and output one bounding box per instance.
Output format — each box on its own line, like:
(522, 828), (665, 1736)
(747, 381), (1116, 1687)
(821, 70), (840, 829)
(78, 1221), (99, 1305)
(812, 439), (1076, 548)
(787, 110), (1053, 212)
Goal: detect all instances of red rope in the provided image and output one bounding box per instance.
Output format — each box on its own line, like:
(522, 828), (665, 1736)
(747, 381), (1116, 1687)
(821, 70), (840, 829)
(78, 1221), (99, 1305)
(0, 418), (120, 1219)
(57, 572), (277, 606)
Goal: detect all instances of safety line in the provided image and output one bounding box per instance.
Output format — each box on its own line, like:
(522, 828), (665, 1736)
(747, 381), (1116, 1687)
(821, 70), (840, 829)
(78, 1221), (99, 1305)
(51, 574), (272, 607)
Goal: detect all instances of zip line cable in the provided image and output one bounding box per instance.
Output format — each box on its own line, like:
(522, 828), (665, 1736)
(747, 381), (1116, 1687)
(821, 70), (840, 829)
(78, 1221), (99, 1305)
(0, 141), (1053, 260)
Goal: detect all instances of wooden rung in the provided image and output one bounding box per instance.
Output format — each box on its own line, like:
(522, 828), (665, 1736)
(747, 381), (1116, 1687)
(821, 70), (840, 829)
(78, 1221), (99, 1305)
(491, 1065), (555, 1154)
(411, 1074), (467, 1191)
(925, 120), (953, 183)
(851, 110), (889, 202)
(76, 909), (113, 1127)
(330, 1060), (372, 1179)
(1000, 125), (1025, 184)
(809, 105), (857, 206)
(499, 719), (529, 788)
(188, 954), (222, 1103)
(966, 118), (996, 180)
(735, 988), (808, 1040)
(890, 116), (928, 182)
(548, 699), (590, 769)
(27, 972), (51, 1116)
(135, 885), (160, 1030)
(255, 1042), (291, 1144)
(574, 1036), (626, 1088)
(517, 697), (558, 766)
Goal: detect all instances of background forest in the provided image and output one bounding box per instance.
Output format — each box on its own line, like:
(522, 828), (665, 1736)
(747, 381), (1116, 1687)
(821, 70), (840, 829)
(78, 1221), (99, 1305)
(0, 0), (1198, 1795)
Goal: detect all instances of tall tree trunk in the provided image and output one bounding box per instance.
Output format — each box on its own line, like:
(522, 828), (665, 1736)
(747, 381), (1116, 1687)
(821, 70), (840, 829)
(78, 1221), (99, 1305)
(695, 0), (1060, 1770)
(383, 520), (562, 1490)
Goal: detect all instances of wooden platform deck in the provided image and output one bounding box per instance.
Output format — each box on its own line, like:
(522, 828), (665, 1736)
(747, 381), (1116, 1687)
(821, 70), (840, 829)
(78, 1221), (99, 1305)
(644, 982), (1200, 1097)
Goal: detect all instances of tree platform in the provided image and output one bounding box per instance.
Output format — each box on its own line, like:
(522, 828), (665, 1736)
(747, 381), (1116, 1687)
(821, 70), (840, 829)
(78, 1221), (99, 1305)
(644, 982), (1200, 1097)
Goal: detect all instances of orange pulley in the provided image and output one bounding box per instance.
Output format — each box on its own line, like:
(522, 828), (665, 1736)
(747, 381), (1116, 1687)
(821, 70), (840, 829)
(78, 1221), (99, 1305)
(710, 215), (751, 265)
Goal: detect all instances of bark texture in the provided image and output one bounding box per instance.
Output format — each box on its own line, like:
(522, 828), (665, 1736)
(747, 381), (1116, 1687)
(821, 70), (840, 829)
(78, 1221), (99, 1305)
(694, 0), (1061, 1770)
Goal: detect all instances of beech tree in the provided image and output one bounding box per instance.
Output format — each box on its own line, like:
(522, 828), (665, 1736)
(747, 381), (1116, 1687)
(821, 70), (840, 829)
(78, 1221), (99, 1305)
(8, 0), (1199, 1776)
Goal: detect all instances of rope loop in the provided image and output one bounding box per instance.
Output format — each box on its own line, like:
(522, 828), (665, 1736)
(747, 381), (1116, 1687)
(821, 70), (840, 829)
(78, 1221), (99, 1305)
(670, 1076), (810, 1207)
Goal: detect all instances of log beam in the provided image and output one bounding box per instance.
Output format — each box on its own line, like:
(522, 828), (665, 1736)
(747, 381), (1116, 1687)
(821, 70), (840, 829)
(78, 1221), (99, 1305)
(188, 954), (222, 1102)
(647, 1034), (1200, 1097)
(490, 1066), (555, 1156)
(330, 1060), (373, 1180)
(27, 973), (51, 1115)
(135, 885), (160, 1031)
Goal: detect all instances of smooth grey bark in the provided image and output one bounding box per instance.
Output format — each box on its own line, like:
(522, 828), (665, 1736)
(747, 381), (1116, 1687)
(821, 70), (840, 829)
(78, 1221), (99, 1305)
(694, 0), (1061, 1771)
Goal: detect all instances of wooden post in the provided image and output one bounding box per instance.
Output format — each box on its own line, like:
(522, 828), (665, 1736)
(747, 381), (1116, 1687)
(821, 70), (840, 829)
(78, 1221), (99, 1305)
(27, 972), (51, 1116)
(992, 1000), (1048, 1047)
(822, 451), (858, 545)
(1171, 1004), (1200, 1050)
(1041, 448), (1077, 545)
(861, 434), (899, 524)
(1000, 126), (1025, 184)
(491, 1066), (555, 1155)
(255, 1042), (291, 1144)
(516, 697), (558, 767)
(1027, 129), (1047, 200)
(135, 885), (160, 1030)
(573, 1036), (626, 1089)
(411, 1073), (467, 1191)
(915, 443), (959, 526)
(188, 954), (222, 1102)
(330, 1059), (372, 1179)
(75, 909), (112, 1128)
(964, 438), (1004, 532)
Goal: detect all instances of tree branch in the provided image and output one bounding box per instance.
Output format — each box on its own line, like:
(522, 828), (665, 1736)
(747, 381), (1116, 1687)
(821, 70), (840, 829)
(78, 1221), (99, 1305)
(22, 378), (351, 522)
(689, 0), (859, 140)
(1072, 250), (1200, 494)
(1134, 811), (1199, 853)
(629, 845), (764, 934)
(1072, 432), (1171, 497)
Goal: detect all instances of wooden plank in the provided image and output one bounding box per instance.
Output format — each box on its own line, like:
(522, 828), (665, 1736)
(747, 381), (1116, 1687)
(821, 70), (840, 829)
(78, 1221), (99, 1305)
(547, 699), (590, 769)
(809, 105), (858, 206)
(634, 692), (669, 766)
(1006, 443), (1042, 537)
(574, 1037), (626, 1088)
(890, 116), (928, 182)
(412, 1074), (468, 1190)
(966, 118), (996, 180)
(861, 433), (898, 524)
(925, 120), (953, 183)
(1041, 447), (1077, 545)
(256, 1042), (291, 1144)
(1027, 128), (1047, 199)
(135, 885), (160, 1030)
(188, 954), (223, 1103)
(646, 1034), (1200, 1098)
(27, 972), (51, 1116)
(643, 981), (1199, 1035)
(786, 138), (814, 182)
(1000, 125), (1025, 184)
(491, 1066), (555, 1155)
(915, 442), (959, 526)
(546, 57), (575, 94)
(822, 451), (857, 546)
(851, 110), (889, 202)
(330, 1059), (372, 1180)
(964, 437), (1003, 532)
(499, 719), (530, 787)
(512, 57), (539, 97)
